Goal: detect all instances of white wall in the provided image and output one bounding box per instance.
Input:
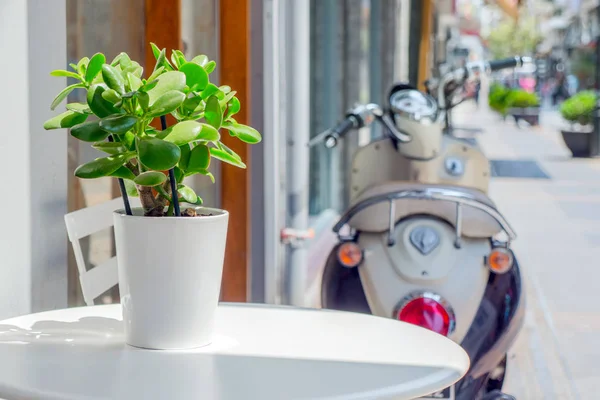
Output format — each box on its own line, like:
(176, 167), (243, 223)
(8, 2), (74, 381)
(0, 0), (67, 319)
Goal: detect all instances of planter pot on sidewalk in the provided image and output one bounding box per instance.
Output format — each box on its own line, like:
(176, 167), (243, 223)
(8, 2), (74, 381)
(114, 207), (229, 350)
(560, 127), (594, 158)
(509, 106), (540, 126)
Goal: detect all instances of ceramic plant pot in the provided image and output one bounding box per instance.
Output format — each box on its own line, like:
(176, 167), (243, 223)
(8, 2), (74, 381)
(113, 207), (229, 350)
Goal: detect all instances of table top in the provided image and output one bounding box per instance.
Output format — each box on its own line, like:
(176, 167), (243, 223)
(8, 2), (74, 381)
(0, 304), (469, 400)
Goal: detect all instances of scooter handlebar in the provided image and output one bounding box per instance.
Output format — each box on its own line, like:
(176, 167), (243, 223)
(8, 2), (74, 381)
(487, 56), (521, 71)
(324, 117), (358, 148)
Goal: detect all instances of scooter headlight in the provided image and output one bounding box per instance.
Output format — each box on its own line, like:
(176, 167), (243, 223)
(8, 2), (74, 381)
(389, 89), (438, 123)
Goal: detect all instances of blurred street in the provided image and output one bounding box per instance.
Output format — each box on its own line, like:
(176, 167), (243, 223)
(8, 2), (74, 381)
(455, 101), (600, 399)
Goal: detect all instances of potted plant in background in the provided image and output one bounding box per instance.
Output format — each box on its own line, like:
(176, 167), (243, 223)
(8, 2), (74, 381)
(559, 90), (596, 158)
(506, 88), (540, 126)
(488, 83), (511, 119)
(44, 44), (261, 349)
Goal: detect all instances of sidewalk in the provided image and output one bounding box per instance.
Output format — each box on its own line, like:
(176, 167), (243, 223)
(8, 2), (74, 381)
(455, 103), (600, 399)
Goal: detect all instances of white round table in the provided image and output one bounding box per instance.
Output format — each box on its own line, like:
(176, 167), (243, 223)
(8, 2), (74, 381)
(0, 304), (469, 400)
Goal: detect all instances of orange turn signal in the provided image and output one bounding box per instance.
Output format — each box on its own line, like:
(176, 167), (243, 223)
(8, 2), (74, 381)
(337, 242), (363, 268)
(487, 247), (513, 274)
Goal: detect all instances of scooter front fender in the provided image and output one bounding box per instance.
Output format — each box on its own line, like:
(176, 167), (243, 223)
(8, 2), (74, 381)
(467, 257), (525, 379)
(320, 243), (371, 314)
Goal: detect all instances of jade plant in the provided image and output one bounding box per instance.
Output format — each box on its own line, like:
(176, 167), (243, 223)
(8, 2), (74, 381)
(44, 44), (261, 216)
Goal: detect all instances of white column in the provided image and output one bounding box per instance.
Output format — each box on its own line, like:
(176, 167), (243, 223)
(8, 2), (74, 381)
(262, 0), (285, 304)
(0, 0), (68, 319)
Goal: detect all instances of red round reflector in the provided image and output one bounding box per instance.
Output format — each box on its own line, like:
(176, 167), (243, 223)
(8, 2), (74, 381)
(396, 293), (455, 336)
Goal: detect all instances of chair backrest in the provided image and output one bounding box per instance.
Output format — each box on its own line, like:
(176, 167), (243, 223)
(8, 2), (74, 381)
(64, 197), (141, 306)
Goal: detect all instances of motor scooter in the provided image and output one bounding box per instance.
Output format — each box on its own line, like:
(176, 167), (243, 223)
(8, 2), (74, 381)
(310, 57), (530, 400)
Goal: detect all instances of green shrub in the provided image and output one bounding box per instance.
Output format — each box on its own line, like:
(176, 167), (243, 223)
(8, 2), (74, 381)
(560, 91), (597, 125)
(505, 89), (540, 108)
(488, 83), (511, 115)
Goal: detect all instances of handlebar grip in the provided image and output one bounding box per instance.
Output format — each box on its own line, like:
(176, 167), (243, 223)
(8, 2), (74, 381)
(488, 57), (520, 71)
(324, 117), (357, 148)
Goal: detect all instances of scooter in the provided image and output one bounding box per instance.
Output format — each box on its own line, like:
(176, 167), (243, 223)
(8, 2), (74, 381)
(311, 57), (530, 400)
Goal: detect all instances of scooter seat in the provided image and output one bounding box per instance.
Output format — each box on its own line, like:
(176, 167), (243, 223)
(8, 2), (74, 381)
(348, 182), (502, 238)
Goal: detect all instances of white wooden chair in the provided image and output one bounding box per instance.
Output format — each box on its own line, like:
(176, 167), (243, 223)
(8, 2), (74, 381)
(64, 197), (141, 306)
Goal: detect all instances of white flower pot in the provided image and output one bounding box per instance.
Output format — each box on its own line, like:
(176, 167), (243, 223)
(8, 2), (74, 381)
(113, 207), (228, 350)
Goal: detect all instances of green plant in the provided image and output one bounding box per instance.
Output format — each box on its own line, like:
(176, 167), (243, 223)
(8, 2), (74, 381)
(44, 44), (261, 216)
(488, 83), (511, 115)
(505, 89), (540, 108)
(486, 16), (541, 59)
(560, 90), (597, 125)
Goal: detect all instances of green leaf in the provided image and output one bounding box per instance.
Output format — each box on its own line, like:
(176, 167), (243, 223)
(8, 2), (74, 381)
(201, 83), (220, 100)
(218, 141), (243, 161)
(191, 55), (208, 66)
(174, 50), (187, 65)
(178, 144), (191, 170)
(71, 120), (111, 142)
(204, 60), (216, 74)
(121, 91), (136, 99)
(101, 89), (121, 104)
(219, 91), (237, 107)
(101, 64), (126, 95)
(177, 184), (202, 204)
(87, 84), (122, 117)
(138, 137), (181, 171)
(219, 85), (231, 94)
(110, 166), (136, 180)
(182, 95), (203, 115)
(226, 96), (241, 119)
(175, 167), (186, 184)
(99, 115), (138, 134)
(77, 57), (89, 76)
(210, 147), (246, 168)
(179, 62), (209, 92)
(146, 90), (186, 118)
(43, 110), (89, 130)
(187, 144), (211, 172)
(137, 91), (150, 112)
(134, 171), (167, 187)
(147, 71), (186, 105)
(69, 63), (78, 71)
(74, 152), (135, 179)
(124, 179), (139, 197)
(111, 52), (131, 67)
(170, 51), (181, 69)
(123, 131), (135, 150)
(147, 67), (164, 84)
(85, 53), (106, 83)
(150, 43), (161, 60)
(50, 83), (85, 110)
(205, 95), (222, 129)
(50, 70), (83, 81)
(195, 169), (215, 183)
(66, 103), (91, 114)
(154, 48), (174, 72)
(222, 122), (262, 144)
(124, 63), (143, 78)
(92, 141), (128, 155)
(127, 72), (143, 91)
(163, 120), (220, 146)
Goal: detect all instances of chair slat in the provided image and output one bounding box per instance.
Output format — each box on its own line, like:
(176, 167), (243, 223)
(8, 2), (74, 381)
(80, 257), (119, 304)
(64, 197), (141, 242)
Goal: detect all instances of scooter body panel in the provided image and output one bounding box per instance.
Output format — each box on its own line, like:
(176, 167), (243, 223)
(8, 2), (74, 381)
(350, 136), (491, 201)
(357, 216), (490, 343)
